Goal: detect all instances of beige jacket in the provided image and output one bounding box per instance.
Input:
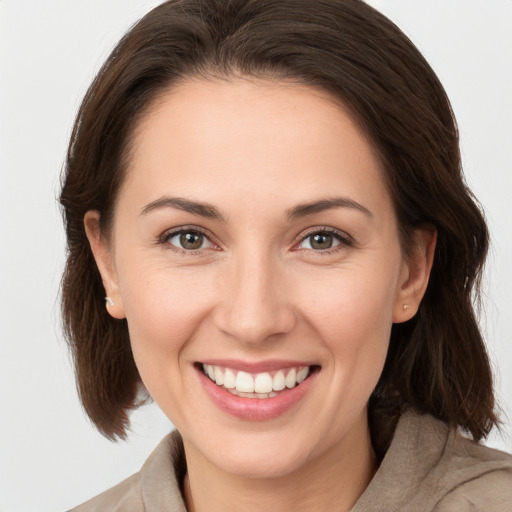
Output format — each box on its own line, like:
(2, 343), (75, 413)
(71, 411), (512, 511)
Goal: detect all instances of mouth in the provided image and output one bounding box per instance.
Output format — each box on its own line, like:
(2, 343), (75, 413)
(194, 361), (320, 421)
(199, 363), (318, 399)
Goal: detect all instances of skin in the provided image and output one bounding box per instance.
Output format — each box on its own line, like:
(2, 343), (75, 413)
(85, 78), (436, 511)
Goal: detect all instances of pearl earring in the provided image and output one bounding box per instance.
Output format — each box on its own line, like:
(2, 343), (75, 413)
(402, 304), (411, 311)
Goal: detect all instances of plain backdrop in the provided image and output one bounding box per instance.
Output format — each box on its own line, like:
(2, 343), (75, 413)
(1, 1), (511, 511)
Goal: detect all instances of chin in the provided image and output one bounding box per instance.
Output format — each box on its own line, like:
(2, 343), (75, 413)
(199, 429), (314, 479)
(214, 448), (309, 480)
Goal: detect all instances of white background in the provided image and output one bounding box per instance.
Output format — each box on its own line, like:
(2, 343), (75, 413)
(0, 1), (511, 511)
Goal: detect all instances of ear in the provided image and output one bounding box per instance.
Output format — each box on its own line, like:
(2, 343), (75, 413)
(393, 225), (437, 323)
(84, 211), (126, 319)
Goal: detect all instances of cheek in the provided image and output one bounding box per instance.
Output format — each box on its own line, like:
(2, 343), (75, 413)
(305, 265), (398, 328)
(118, 262), (216, 374)
(298, 262), (399, 368)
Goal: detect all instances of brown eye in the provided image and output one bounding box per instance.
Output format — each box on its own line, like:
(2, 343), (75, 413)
(180, 232), (203, 250)
(310, 233), (334, 250)
(298, 231), (343, 251)
(167, 230), (212, 251)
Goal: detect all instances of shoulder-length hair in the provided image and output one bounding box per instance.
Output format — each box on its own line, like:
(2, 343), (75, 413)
(60, 0), (497, 453)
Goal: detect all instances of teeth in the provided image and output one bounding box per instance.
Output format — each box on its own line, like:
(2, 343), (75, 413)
(227, 388), (279, 399)
(296, 367), (309, 383)
(214, 366), (224, 386)
(223, 368), (236, 389)
(273, 371), (286, 391)
(202, 364), (312, 397)
(235, 371), (255, 393)
(285, 368), (297, 389)
(254, 372), (273, 393)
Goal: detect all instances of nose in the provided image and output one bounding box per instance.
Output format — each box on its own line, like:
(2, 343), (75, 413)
(212, 249), (296, 345)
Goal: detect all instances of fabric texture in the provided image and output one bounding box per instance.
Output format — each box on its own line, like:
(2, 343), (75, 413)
(70, 410), (512, 511)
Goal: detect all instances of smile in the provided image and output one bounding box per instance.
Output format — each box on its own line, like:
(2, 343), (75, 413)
(202, 364), (311, 398)
(196, 360), (320, 420)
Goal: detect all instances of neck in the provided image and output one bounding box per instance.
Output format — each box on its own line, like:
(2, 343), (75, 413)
(182, 414), (377, 512)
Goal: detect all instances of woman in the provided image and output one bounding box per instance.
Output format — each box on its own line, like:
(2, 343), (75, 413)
(60, 0), (512, 510)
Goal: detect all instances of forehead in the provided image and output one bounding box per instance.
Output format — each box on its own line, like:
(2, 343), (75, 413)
(122, 78), (391, 218)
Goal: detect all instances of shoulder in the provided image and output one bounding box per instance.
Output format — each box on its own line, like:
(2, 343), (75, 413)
(412, 412), (512, 511)
(432, 435), (512, 511)
(69, 431), (187, 512)
(433, 468), (512, 511)
(69, 472), (143, 512)
(353, 410), (512, 512)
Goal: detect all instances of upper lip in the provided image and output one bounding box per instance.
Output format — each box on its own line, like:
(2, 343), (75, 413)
(198, 359), (318, 373)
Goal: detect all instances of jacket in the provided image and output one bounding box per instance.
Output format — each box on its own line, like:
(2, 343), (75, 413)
(71, 410), (512, 511)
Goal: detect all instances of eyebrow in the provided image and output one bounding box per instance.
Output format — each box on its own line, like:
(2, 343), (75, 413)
(287, 197), (373, 220)
(140, 195), (372, 222)
(140, 196), (225, 221)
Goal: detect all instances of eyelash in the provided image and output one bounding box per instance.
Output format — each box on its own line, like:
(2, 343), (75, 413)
(157, 226), (353, 256)
(158, 226), (219, 256)
(293, 226), (353, 256)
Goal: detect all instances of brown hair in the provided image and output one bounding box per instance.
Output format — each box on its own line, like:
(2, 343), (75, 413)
(60, 0), (497, 450)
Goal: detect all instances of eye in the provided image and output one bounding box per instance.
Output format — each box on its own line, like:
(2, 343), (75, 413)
(166, 230), (213, 251)
(296, 229), (350, 252)
(299, 232), (340, 251)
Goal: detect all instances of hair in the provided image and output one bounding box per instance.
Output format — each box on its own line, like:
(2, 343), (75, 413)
(60, 0), (497, 452)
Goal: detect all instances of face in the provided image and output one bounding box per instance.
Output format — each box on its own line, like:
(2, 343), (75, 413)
(87, 78), (432, 479)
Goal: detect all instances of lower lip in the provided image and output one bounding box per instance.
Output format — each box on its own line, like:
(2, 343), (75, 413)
(197, 367), (318, 421)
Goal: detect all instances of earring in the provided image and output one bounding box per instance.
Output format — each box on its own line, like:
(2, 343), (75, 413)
(105, 297), (115, 307)
(402, 304), (411, 311)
